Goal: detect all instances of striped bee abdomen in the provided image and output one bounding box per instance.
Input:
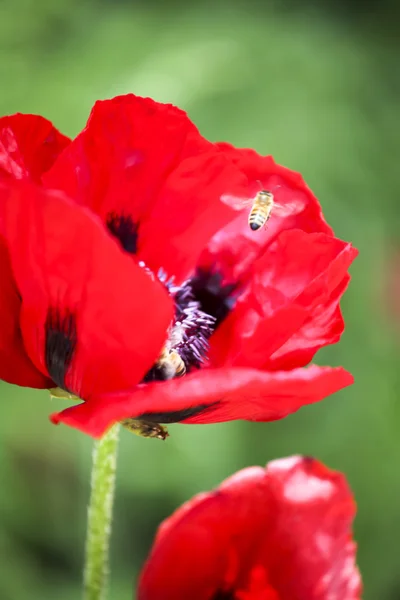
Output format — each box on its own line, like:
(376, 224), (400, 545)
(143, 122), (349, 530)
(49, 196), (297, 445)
(248, 190), (274, 231)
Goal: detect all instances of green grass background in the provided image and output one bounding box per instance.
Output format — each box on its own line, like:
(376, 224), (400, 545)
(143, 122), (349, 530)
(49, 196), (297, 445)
(0, 1), (399, 598)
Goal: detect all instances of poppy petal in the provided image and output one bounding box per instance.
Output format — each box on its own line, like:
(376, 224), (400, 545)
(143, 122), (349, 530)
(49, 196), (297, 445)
(0, 238), (51, 387)
(0, 181), (173, 396)
(0, 114), (70, 183)
(139, 467), (268, 600)
(257, 456), (362, 599)
(43, 94), (249, 282)
(138, 456), (361, 600)
(266, 274), (351, 371)
(50, 364), (352, 437)
(209, 231), (357, 368)
(196, 144), (333, 286)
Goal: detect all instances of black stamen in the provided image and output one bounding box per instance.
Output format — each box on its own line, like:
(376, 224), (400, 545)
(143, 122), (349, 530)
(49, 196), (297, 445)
(190, 268), (239, 327)
(173, 284), (198, 321)
(174, 321), (213, 370)
(141, 272), (227, 383)
(45, 308), (77, 391)
(106, 212), (138, 254)
(164, 279), (216, 371)
(134, 402), (219, 424)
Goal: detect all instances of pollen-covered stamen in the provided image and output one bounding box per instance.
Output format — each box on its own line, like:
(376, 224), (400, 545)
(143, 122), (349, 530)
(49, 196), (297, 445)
(142, 267), (237, 381)
(172, 285), (198, 322)
(166, 278), (216, 370)
(157, 267), (175, 290)
(174, 312), (215, 370)
(141, 277), (216, 383)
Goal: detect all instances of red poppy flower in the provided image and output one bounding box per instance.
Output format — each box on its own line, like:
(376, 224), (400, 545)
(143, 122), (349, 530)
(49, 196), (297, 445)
(138, 455), (362, 600)
(0, 96), (357, 437)
(0, 181), (174, 395)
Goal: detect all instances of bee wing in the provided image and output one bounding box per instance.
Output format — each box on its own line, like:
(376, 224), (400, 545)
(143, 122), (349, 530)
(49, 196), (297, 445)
(220, 193), (253, 211)
(272, 200), (304, 217)
(221, 188), (305, 217)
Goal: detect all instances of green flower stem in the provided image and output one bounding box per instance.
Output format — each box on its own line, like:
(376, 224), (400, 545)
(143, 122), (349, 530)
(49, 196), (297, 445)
(83, 424), (120, 600)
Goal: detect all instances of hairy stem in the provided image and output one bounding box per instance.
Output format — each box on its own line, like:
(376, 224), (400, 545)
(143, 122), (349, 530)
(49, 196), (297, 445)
(83, 424), (120, 600)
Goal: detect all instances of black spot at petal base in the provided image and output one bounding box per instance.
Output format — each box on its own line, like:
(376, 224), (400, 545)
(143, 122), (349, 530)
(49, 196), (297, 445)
(45, 308), (77, 391)
(106, 212), (138, 254)
(134, 402), (219, 424)
(212, 590), (236, 600)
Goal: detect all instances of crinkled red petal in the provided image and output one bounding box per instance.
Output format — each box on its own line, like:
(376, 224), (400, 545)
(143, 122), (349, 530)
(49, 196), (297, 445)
(50, 364), (352, 437)
(266, 274), (350, 371)
(209, 231), (357, 369)
(0, 237), (51, 388)
(43, 94), (249, 282)
(256, 456), (361, 599)
(138, 456), (361, 600)
(0, 114), (70, 183)
(197, 145), (333, 286)
(0, 181), (173, 396)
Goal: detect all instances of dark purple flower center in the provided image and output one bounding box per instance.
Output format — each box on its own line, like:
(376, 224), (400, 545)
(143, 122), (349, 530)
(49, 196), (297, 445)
(142, 266), (239, 384)
(169, 278), (216, 370)
(142, 272), (217, 383)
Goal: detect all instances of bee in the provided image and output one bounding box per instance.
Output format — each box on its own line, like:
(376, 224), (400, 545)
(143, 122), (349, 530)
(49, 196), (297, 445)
(248, 190), (274, 231)
(121, 418), (169, 440)
(149, 347), (186, 381)
(220, 185), (303, 232)
(121, 347), (186, 440)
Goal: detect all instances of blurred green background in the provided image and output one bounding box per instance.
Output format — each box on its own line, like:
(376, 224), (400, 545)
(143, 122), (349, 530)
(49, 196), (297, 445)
(0, 1), (399, 598)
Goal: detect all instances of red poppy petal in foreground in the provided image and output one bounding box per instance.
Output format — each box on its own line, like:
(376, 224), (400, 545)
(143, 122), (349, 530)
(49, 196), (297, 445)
(0, 238), (51, 388)
(209, 231), (357, 369)
(50, 364), (353, 437)
(0, 114), (70, 183)
(0, 181), (173, 396)
(265, 274), (350, 371)
(138, 456), (361, 600)
(44, 94), (249, 282)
